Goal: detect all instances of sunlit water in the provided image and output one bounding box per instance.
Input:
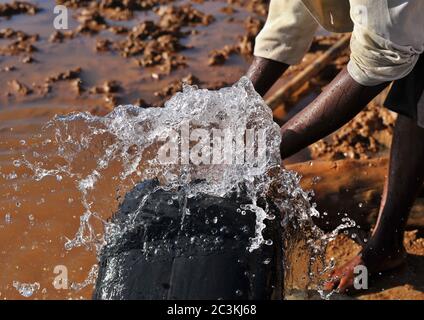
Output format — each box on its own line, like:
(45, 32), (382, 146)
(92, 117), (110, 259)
(3, 77), (355, 299)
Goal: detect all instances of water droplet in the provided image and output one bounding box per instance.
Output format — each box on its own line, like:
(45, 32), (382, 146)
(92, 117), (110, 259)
(241, 225), (249, 233)
(28, 214), (35, 226)
(5, 213), (12, 224)
(264, 239), (273, 246)
(12, 281), (40, 298)
(266, 214), (275, 220)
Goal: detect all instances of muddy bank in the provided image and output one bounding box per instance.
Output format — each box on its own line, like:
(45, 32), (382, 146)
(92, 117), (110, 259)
(288, 158), (424, 300)
(324, 231), (424, 300)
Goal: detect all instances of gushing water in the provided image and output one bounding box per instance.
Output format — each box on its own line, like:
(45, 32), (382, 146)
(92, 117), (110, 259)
(7, 77), (355, 298)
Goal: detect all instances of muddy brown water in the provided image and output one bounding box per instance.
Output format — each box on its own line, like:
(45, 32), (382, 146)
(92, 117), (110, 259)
(3, 1), (420, 302)
(0, 0), (274, 300)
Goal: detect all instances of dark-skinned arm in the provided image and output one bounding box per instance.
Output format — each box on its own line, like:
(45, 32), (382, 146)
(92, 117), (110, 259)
(280, 66), (389, 159)
(246, 56), (289, 97)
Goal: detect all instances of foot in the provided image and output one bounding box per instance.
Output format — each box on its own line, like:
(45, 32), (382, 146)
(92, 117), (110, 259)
(324, 240), (407, 293)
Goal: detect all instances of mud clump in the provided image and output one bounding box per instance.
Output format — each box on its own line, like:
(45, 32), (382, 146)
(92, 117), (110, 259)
(76, 9), (109, 34)
(60, 3), (215, 74)
(8, 79), (32, 96)
(208, 45), (238, 66)
(0, 1), (38, 18)
(46, 67), (82, 83)
(238, 16), (264, 56)
(95, 38), (112, 52)
(120, 4), (214, 73)
(154, 74), (200, 99)
(133, 98), (150, 108)
(229, 0), (268, 16)
(71, 79), (84, 95)
(208, 16), (264, 65)
(153, 74), (230, 107)
(39, 68), (84, 97)
(88, 80), (123, 109)
(310, 101), (396, 160)
(56, 0), (174, 24)
(154, 4), (214, 27)
(220, 6), (238, 15)
(57, 0), (172, 12)
(1, 65), (16, 72)
(133, 40), (187, 74)
(0, 28), (39, 56)
(89, 80), (122, 95)
(49, 30), (76, 43)
(22, 55), (35, 64)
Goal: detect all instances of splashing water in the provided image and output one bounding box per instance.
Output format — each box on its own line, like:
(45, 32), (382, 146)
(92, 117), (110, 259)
(12, 281), (40, 298)
(9, 77), (355, 298)
(70, 265), (99, 291)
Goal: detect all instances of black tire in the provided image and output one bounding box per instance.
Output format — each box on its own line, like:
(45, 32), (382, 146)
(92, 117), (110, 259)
(93, 179), (283, 300)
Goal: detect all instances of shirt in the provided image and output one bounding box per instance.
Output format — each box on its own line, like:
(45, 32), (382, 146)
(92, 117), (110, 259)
(254, 0), (424, 86)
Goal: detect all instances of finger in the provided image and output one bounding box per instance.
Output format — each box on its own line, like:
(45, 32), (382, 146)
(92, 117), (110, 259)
(323, 274), (340, 291)
(337, 276), (353, 293)
(323, 280), (336, 291)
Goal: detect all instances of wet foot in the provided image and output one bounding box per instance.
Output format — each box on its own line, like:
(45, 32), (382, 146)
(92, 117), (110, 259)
(324, 241), (407, 293)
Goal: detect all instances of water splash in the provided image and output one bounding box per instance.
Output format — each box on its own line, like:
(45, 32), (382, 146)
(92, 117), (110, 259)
(11, 77), (356, 298)
(12, 281), (40, 298)
(70, 265), (99, 291)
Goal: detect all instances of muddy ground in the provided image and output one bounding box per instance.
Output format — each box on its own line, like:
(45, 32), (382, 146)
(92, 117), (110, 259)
(0, 0), (423, 300)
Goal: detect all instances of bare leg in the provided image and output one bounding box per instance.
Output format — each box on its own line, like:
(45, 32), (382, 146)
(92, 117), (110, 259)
(246, 56), (289, 97)
(280, 67), (388, 158)
(366, 115), (424, 263)
(326, 114), (424, 292)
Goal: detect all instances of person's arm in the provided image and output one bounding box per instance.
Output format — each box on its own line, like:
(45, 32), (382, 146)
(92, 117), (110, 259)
(280, 0), (424, 159)
(246, 57), (288, 97)
(246, 0), (318, 96)
(280, 67), (388, 159)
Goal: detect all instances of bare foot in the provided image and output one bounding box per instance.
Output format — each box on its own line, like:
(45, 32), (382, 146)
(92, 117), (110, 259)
(324, 242), (407, 293)
(324, 255), (363, 292)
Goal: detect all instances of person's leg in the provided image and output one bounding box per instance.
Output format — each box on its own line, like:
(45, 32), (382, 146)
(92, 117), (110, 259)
(325, 114), (424, 292)
(367, 114), (424, 262)
(280, 66), (388, 158)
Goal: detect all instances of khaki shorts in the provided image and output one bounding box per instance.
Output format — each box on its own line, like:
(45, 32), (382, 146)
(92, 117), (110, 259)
(385, 55), (424, 128)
